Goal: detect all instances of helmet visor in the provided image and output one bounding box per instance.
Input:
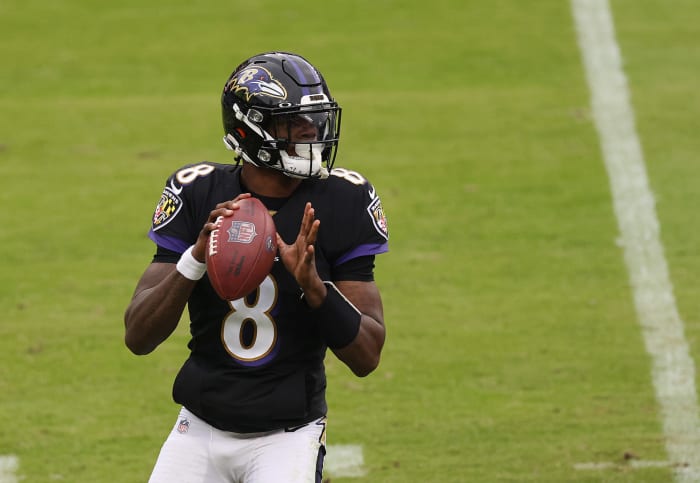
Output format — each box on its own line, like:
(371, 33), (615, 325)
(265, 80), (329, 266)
(269, 108), (339, 145)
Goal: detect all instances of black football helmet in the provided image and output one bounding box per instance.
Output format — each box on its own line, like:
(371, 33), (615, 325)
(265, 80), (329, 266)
(221, 52), (342, 179)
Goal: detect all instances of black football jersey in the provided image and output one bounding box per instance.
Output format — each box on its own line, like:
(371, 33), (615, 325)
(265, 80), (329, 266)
(147, 162), (389, 432)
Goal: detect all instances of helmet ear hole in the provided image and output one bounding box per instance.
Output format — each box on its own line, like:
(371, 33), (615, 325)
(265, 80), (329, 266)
(258, 150), (271, 162)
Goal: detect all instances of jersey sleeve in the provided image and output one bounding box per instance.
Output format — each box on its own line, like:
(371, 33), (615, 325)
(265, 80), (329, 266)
(147, 163), (216, 255)
(325, 169), (389, 268)
(333, 255), (376, 282)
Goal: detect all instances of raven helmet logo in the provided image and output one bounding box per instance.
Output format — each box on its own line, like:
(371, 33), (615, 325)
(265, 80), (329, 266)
(226, 67), (287, 102)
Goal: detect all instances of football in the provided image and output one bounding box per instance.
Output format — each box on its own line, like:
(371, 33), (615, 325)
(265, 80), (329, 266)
(205, 197), (277, 300)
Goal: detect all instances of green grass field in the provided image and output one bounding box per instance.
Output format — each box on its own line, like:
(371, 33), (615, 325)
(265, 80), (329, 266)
(2, 0), (699, 481)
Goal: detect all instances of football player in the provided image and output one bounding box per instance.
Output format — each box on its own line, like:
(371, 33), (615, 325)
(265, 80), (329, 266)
(124, 51), (389, 483)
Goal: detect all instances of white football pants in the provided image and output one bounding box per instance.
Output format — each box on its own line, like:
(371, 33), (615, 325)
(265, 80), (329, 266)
(148, 407), (326, 483)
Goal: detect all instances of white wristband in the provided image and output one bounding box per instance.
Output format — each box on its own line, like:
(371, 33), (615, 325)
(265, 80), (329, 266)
(176, 246), (206, 281)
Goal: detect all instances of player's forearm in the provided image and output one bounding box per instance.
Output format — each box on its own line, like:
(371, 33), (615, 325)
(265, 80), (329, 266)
(324, 280), (385, 376)
(124, 272), (194, 355)
(333, 315), (385, 377)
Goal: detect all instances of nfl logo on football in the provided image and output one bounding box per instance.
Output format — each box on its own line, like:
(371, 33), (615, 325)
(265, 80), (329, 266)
(227, 221), (258, 244)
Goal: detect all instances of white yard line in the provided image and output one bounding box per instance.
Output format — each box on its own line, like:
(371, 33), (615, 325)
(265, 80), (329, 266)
(572, 0), (700, 480)
(574, 460), (673, 471)
(325, 444), (366, 478)
(0, 455), (19, 483)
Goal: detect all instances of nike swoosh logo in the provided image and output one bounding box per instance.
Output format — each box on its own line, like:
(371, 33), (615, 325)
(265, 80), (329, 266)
(368, 184), (376, 200)
(284, 423), (310, 432)
(168, 180), (183, 195)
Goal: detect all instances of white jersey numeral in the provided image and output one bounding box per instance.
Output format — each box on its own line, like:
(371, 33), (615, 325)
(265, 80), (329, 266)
(331, 168), (366, 186)
(221, 275), (278, 362)
(175, 164), (215, 184)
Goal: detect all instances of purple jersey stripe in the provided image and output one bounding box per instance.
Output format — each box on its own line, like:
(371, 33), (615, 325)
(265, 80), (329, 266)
(335, 242), (389, 267)
(148, 230), (190, 254)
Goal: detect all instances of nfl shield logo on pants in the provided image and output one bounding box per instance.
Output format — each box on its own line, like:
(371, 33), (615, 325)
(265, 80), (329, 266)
(177, 418), (190, 434)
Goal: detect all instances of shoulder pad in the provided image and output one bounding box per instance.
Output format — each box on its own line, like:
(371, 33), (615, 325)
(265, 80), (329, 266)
(329, 167), (388, 241)
(152, 162), (220, 232)
(167, 162), (220, 194)
(329, 167), (370, 187)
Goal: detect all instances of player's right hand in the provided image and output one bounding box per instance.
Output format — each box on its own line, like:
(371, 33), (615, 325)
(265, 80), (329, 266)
(192, 193), (252, 262)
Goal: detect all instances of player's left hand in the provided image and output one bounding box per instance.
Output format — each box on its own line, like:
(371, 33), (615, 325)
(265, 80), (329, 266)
(276, 202), (327, 307)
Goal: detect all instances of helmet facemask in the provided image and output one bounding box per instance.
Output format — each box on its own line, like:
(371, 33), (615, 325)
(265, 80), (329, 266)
(265, 102), (340, 179)
(223, 101), (341, 179)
